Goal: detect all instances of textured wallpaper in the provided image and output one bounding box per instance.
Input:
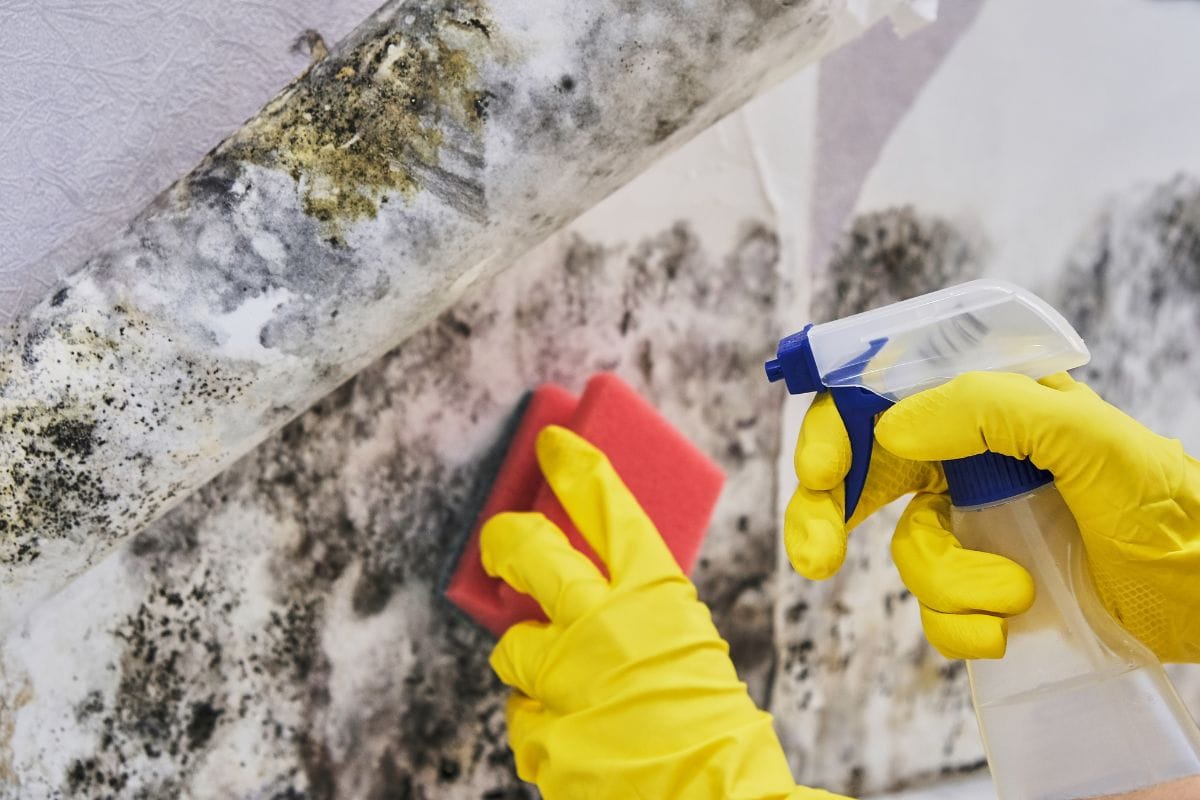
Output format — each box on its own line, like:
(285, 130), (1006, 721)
(0, 0), (382, 323)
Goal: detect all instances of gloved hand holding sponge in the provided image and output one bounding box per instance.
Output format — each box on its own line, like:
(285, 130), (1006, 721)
(480, 425), (847, 800)
(479, 375), (1200, 799)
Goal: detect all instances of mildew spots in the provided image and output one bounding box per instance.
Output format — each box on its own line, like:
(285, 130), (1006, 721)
(0, 406), (108, 564)
(11, 219), (787, 797)
(0, 306), (245, 567)
(814, 207), (980, 320)
(1056, 173), (1200, 444)
(217, 2), (493, 228)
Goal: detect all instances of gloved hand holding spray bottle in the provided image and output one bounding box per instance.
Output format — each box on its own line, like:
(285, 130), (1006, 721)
(765, 280), (1200, 800)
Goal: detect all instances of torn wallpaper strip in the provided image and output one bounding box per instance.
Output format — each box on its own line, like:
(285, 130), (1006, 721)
(0, 0), (903, 631)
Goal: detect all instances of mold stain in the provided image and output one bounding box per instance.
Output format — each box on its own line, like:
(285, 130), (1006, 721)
(0, 679), (33, 783)
(0, 401), (108, 564)
(216, 3), (493, 229)
(0, 308), (245, 567)
(1055, 173), (1200, 444)
(22, 220), (785, 797)
(814, 206), (980, 321)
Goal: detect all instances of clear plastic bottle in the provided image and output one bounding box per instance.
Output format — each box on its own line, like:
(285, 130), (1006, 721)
(764, 278), (1200, 797)
(953, 484), (1200, 800)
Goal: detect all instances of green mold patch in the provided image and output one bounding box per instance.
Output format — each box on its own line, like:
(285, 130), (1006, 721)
(221, 4), (493, 231)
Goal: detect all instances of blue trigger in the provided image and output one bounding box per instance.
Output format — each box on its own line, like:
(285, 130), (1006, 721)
(830, 388), (895, 521)
(765, 330), (894, 520)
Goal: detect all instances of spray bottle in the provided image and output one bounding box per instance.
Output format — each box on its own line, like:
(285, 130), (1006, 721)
(765, 279), (1200, 799)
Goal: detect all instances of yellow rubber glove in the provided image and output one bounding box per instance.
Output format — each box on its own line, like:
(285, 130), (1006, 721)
(481, 425), (849, 800)
(786, 392), (1036, 659)
(875, 372), (1200, 663)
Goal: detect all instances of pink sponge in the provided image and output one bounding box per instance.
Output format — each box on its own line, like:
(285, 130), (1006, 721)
(444, 384), (578, 637)
(444, 373), (725, 637)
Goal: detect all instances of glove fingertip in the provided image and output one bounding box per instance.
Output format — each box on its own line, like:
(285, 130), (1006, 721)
(535, 424), (600, 478)
(1036, 371), (1076, 391)
(877, 374), (1006, 461)
(992, 565), (1036, 616)
(504, 693), (547, 780)
(874, 407), (927, 459)
(977, 617), (1009, 660)
(479, 512), (526, 577)
(922, 606), (1009, 660)
(489, 636), (521, 689)
(786, 518), (847, 580)
(796, 442), (845, 490)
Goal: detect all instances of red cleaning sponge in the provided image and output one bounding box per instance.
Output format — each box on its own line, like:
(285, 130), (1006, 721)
(444, 373), (725, 637)
(444, 384), (579, 637)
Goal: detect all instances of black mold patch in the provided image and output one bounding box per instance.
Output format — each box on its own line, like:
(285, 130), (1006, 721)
(43, 418), (97, 457)
(350, 452), (475, 617)
(62, 566), (228, 796)
(1056, 173), (1200, 417)
(186, 701), (222, 750)
(297, 731), (337, 800)
(814, 206), (980, 320)
(0, 303), (248, 568)
(1, 406), (112, 564)
(51, 219), (786, 796)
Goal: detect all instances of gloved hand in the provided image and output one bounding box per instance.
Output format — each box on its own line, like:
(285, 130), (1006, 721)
(787, 372), (1200, 663)
(481, 425), (848, 800)
(874, 372), (1200, 663)
(786, 391), (1036, 659)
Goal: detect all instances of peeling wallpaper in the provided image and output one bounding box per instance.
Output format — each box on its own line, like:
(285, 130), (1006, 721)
(0, 0), (886, 632)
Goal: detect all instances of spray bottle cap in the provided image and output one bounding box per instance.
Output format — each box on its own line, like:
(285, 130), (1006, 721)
(942, 452), (1053, 508)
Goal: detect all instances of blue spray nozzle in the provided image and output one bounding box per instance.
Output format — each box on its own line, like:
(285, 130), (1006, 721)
(763, 325), (824, 395)
(830, 387), (894, 519)
(764, 327), (893, 521)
